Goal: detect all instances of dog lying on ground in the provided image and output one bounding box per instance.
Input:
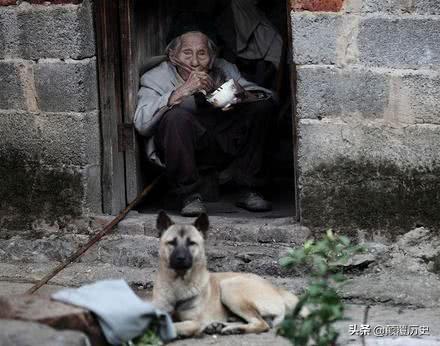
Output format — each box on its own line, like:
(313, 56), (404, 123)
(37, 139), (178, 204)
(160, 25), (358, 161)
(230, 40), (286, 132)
(152, 211), (305, 337)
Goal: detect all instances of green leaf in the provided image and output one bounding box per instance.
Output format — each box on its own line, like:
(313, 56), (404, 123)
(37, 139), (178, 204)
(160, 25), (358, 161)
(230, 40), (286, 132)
(331, 272), (346, 283)
(279, 256), (295, 267)
(326, 229), (335, 241)
(339, 235), (350, 246)
(278, 230), (362, 346)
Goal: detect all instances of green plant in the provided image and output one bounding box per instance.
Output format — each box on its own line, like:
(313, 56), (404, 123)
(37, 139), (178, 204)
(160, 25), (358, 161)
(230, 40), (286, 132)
(123, 330), (163, 346)
(278, 230), (364, 346)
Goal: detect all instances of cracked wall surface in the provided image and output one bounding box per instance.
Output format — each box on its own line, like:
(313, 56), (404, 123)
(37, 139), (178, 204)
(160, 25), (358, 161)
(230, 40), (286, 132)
(0, 0), (101, 230)
(291, 0), (440, 231)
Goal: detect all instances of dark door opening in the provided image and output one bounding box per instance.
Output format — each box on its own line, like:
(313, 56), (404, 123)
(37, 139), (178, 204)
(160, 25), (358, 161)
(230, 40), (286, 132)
(96, 0), (298, 219)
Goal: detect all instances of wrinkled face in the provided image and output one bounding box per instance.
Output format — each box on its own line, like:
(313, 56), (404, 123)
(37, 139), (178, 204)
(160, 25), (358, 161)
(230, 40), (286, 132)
(156, 212), (209, 276)
(171, 32), (212, 80)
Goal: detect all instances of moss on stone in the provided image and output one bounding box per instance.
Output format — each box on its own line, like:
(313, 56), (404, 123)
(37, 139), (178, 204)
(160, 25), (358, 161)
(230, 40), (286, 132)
(0, 149), (83, 230)
(300, 158), (440, 234)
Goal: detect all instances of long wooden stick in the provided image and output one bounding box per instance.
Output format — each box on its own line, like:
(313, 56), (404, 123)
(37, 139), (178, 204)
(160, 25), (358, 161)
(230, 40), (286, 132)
(26, 175), (162, 294)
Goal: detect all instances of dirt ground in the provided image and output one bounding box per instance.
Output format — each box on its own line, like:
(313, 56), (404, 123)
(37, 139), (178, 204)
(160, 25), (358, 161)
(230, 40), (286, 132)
(1, 213), (440, 345)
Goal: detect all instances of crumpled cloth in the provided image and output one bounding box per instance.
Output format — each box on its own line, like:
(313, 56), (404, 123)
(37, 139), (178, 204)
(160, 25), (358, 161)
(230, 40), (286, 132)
(231, 0), (283, 65)
(52, 279), (176, 345)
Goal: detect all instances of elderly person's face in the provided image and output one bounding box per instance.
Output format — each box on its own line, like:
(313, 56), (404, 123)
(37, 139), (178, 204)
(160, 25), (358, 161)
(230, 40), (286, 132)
(172, 32), (212, 80)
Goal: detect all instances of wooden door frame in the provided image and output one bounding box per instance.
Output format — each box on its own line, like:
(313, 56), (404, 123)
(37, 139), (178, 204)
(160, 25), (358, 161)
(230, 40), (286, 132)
(95, 0), (300, 220)
(95, 0), (126, 215)
(285, 0), (300, 221)
(119, 0), (144, 204)
(95, 0), (142, 215)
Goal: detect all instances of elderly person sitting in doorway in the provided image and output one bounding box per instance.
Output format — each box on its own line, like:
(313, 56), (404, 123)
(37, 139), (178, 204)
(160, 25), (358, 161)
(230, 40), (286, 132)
(134, 25), (276, 217)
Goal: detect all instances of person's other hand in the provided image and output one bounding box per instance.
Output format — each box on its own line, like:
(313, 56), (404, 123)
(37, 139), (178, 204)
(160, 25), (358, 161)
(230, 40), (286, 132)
(233, 80), (247, 101)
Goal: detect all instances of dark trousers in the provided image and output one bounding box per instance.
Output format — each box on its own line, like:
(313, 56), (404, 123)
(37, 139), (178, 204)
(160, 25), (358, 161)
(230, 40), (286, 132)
(154, 99), (275, 196)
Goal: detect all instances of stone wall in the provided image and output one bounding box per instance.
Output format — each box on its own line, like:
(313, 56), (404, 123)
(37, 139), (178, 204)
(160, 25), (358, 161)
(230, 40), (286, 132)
(0, 0), (101, 230)
(291, 0), (440, 231)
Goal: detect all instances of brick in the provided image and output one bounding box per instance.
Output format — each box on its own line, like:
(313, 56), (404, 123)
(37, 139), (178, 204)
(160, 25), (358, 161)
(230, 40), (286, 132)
(0, 111), (100, 166)
(292, 0), (344, 12)
(291, 12), (341, 64)
(0, 62), (26, 110)
(34, 60), (98, 112)
(0, 0), (16, 6)
(296, 66), (389, 120)
(358, 17), (440, 68)
(17, 0), (94, 59)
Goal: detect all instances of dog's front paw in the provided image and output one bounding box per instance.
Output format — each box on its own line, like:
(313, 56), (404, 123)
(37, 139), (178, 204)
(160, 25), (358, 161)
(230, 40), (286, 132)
(203, 321), (227, 335)
(221, 325), (244, 335)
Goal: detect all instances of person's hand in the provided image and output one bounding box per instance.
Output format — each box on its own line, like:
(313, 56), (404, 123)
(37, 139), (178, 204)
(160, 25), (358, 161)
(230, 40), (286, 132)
(233, 80), (264, 103)
(169, 71), (215, 105)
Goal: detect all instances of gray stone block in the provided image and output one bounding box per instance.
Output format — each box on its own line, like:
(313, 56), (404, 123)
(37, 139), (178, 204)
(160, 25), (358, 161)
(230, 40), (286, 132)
(17, 0), (95, 59)
(117, 218), (145, 235)
(84, 111), (101, 165)
(397, 73), (440, 125)
(0, 320), (90, 346)
(0, 158), (85, 230)
(0, 62), (25, 110)
(296, 66), (389, 120)
(297, 120), (440, 230)
(358, 17), (440, 68)
(0, 111), (100, 166)
(415, 0), (440, 14)
(34, 59), (98, 112)
(0, 7), (19, 58)
(358, 0), (440, 15)
(82, 164), (102, 214)
(298, 120), (440, 173)
(0, 11), (6, 58)
(291, 12), (341, 65)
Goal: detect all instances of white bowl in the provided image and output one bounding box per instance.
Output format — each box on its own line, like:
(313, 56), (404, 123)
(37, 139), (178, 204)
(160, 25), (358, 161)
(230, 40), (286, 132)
(206, 79), (239, 110)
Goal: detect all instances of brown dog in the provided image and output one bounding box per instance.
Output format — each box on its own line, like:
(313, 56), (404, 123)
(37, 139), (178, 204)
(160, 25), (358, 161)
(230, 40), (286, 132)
(152, 211), (303, 337)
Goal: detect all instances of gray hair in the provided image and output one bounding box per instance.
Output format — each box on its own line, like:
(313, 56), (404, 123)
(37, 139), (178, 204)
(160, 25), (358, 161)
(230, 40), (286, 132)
(165, 31), (217, 58)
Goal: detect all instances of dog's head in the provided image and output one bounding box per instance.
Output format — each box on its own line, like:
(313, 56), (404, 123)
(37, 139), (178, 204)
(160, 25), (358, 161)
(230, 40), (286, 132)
(156, 211), (209, 276)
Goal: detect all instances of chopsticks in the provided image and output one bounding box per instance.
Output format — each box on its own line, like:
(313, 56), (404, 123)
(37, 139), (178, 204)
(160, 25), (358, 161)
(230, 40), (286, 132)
(169, 57), (194, 74)
(169, 57), (210, 95)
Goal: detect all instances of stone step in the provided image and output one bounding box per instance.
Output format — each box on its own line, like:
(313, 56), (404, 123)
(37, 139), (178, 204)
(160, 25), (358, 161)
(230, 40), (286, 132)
(0, 261), (306, 301)
(0, 234), (300, 276)
(94, 212), (310, 245)
(0, 262), (156, 294)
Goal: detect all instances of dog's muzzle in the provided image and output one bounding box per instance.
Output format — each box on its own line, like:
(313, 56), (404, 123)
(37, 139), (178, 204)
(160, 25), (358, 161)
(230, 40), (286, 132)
(169, 246), (193, 272)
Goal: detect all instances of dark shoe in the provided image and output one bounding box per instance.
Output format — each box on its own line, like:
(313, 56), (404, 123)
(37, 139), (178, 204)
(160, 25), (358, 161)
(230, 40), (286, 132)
(181, 193), (207, 217)
(235, 191), (272, 212)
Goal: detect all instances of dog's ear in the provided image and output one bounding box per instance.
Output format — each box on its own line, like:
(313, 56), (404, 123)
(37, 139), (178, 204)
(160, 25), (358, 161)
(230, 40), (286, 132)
(194, 213), (209, 238)
(156, 210), (174, 236)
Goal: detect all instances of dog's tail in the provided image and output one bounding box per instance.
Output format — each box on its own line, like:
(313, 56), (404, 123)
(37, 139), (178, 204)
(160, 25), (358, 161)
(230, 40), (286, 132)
(278, 288), (310, 318)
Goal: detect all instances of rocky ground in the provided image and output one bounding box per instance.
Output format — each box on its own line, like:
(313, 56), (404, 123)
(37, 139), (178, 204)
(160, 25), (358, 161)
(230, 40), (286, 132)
(1, 211), (440, 345)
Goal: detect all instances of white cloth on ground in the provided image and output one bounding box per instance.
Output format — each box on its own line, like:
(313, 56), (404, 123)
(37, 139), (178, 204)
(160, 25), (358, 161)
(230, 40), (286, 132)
(52, 279), (176, 345)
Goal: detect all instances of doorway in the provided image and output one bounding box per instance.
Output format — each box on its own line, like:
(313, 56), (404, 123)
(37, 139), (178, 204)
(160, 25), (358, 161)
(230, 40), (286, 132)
(95, 0), (299, 219)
